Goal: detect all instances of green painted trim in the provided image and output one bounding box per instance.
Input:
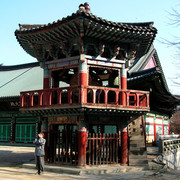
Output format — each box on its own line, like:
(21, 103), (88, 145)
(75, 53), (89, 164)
(15, 124), (36, 143)
(145, 112), (155, 117)
(16, 117), (38, 123)
(0, 118), (12, 123)
(0, 124), (11, 141)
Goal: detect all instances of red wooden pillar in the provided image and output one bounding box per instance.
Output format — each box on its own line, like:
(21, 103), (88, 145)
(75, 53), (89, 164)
(40, 63), (50, 163)
(121, 127), (128, 165)
(41, 117), (48, 162)
(79, 54), (88, 103)
(154, 117), (156, 143)
(43, 65), (50, 89)
(121, 68), (127, 106)
(78, 127), (87, 167)
(162, 118), (165, 135)
(41, 63), (50, 105)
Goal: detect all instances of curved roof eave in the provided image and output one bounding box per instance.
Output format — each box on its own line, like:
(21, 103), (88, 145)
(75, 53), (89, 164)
(128, 71), (180, 115)
(128, 45), (169, 91)
(15, 11), (157, 34)
(14, 10), (157, 62)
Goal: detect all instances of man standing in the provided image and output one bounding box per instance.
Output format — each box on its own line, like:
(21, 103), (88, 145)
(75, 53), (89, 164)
(34, 133), (46, 175)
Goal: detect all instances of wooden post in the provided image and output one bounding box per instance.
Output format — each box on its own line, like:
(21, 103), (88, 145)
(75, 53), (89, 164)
(121, 127), (128, 165)
(41, 63), (50, 105)
(121, 68), (127, 106)
(79, 54), (88, 104)
(43, 64), (50, 89)
(42, 117), (49, 162)
(154, 117), (156, 143)
(11, 117), (15, 143)
(121, 68), (127, 90)
(78, 127), (87, 167)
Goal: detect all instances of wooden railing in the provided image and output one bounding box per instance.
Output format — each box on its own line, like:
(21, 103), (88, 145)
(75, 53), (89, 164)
(20, 86), (149, 110)
(49, 130), (121, 166)
(49, 129), (78, 165)
(87, 133), (121, 165)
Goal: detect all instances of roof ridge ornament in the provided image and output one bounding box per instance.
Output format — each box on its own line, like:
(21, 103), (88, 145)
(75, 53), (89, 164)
(78, 2), (91, 13)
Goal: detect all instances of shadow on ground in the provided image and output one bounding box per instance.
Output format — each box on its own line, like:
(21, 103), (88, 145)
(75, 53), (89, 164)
(0, 147), (35, 167)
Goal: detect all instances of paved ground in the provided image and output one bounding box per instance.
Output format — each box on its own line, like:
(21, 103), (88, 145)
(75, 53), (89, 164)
(0, 145), (34, 167)
(0, 145), (180, 180)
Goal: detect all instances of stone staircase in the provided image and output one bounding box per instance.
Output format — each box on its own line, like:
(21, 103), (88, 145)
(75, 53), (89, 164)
(128, 116), (148, 166)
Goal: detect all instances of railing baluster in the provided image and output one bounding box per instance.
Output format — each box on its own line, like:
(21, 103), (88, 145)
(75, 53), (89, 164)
(99, 133), (102, 165)
(106, 134), (109, 164)
(92, 133), (95, 165)
(104, 90), (108, 104)
(96, 133), (98, 165)
(109, 134), (112, 164)
(88, 133), (91, 165)
(49, 91), (52, 105)
(136, 94), (139, 107)
(147, 93), (149, 107)
(115, 91), (119, 105)
(68, 89), (72, 104)
(30, 93), (33, 107)
(113, 134), (115, 163)
(93, 89), (96, 104)
(58, 90), (61, 105)
(126, 92), (129, 106)
(103, 133), (105, 165)
(20, 94), (24, 107)
(39, 92), (42, 106)
(116, 133), (118, 163)
(58, 130), (60, 162)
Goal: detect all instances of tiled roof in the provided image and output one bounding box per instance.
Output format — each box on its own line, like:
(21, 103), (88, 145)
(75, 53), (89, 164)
(15, 11), (157, 61)
(16, 11), (157, 33)
(127, 47), (180, 115)
(128, 45), (169, 90)
(0, 62), (39, 71)
(0, 62), (43, 97)
(128, 67), (160, 81)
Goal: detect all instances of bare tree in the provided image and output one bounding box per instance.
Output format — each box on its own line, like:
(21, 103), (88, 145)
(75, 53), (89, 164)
(170, 108), (180, 134)
(162, 8), (180, 55)
(168, 8), (180, 26)
(166, 8), (180, 134)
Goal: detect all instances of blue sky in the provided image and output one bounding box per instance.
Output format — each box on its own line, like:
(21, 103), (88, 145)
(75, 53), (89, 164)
(0, 0), (180, 94)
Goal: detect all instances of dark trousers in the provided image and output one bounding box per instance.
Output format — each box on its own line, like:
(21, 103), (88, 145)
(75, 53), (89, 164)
(36, 156), (44, 174)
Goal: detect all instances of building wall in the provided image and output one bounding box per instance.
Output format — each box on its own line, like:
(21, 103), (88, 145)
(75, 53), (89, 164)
(0, 111), (39, 143)
(145, 112), (169, 144)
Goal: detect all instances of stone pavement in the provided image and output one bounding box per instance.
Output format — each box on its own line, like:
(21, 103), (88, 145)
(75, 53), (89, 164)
(0, 144), (34, 167)
(0, 144), (180, 179)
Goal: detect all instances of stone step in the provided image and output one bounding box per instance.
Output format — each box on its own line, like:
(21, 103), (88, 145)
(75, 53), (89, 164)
(129, 143), (146, 148)
(129, 140), (145, 144)
(129, 147), (146, 151)
(129, 150), (147, 156)
(129, 159), (149, 166)
(129, 136), (145, 141)
(22, 161), (149, 175)
(129, 154), (147, 160)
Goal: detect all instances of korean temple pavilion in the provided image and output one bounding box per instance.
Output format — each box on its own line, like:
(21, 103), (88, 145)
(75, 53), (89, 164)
(0, 3), (179, 167)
